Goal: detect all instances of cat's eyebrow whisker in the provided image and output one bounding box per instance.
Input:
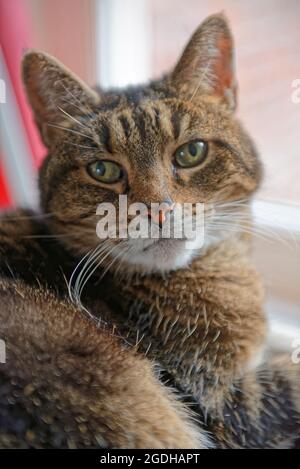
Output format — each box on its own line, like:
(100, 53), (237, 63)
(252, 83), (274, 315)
(67, 141), (98, 150)
(57, 106), (90, 130)
(46, 123), (95, 142)
(57, 103), (101, 145)
(60, 97), (97, 127)
(60, 82), (95, 119)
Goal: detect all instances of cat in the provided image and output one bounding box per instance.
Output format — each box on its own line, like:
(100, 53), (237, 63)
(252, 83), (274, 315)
(0, 13), (299, 448)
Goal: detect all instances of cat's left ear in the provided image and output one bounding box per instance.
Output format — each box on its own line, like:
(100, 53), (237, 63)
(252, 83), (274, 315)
(22, 50), (99, 145)
(171, 14), (237, 110)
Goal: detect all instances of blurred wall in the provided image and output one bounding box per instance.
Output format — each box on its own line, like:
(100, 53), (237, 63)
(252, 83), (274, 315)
(150, 0), (300, 202)
(26, 0), (96, 84)
(1, 0), (300, 206)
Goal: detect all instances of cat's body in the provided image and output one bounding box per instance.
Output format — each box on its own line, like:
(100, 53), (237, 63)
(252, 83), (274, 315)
(0, 210), (299, 448)
(0, 14), (299, 448)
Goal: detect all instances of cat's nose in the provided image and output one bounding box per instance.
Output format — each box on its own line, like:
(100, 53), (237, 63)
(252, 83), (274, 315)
(147, 199), (175, 228)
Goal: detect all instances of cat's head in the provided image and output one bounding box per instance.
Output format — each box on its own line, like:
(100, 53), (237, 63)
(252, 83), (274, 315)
(23, 14), (262, 274)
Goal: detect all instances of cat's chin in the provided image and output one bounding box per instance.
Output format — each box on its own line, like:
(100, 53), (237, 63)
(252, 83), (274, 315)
(119, 237), (204, 274)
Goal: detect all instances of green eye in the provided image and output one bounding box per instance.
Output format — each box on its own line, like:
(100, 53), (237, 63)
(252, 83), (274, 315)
(174, 140), (208, 168)
(87, 160), (124, 183)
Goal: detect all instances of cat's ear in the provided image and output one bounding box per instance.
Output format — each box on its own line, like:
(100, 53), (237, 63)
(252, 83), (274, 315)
(22, 50), (99, 144)
(171, 14), (237, 110)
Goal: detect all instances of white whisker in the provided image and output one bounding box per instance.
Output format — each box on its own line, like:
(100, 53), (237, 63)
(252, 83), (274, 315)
(46, 123), (95, 141)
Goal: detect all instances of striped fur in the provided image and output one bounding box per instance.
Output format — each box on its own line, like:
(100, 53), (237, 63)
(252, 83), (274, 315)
(0, 14), (299, 448)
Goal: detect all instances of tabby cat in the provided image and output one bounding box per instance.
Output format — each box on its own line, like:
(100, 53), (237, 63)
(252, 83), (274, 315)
(0, 14), (299, 448)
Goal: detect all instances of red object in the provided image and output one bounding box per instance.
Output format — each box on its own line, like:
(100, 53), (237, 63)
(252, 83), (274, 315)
(0, 165), (12, 209)
(0, 0), (47, 209)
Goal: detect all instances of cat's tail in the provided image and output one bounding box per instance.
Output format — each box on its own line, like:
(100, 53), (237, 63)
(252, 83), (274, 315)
(208, 355), (300, 448)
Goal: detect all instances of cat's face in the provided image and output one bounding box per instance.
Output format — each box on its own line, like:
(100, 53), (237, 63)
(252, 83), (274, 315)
(23, 14), (262, 273)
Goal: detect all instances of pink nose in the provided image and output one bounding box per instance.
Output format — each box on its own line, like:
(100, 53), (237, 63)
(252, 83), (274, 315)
(147, 201), (175, 227)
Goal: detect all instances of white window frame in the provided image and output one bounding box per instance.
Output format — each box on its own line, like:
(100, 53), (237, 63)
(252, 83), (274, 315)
(252, 200), (300, 352)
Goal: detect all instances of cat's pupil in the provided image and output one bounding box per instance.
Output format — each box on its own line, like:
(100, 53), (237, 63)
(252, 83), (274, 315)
(95, 161), (106, 176)
(188, 143), (198, 157)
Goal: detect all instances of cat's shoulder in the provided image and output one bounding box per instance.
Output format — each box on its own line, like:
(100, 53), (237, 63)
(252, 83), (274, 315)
(0, 208), (41, 235)
(0, 208), (72, 288)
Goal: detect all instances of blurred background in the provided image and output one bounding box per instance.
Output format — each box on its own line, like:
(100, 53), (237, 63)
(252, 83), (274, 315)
(1, 0), (300, 208)
(0, 0), (300, 348)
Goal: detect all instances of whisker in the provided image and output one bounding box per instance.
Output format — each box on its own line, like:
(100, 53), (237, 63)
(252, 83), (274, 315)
(68, 248), (94, 303)
(73, 241), (111, 303)
(207, 220), (278, 244)
(57, 106), (90, 130)
(67, 141), (98, 150)
(77, 241), (119, 301)
(98, 242), (131, 282)
(46, 123), (95, 141)
(209, 203), (296, 247)
(60, 82), (95, 119)
(68, 242), (114, 322)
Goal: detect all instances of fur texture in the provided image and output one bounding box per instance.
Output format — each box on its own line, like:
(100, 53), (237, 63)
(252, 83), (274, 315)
(0, 14), (299, 448)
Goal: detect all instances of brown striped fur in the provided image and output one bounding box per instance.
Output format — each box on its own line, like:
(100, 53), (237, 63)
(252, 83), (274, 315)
(0, 14), (299, 448)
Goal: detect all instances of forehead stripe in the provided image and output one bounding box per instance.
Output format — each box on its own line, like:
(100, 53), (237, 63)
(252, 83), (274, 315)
(118, 114), (132, 140)
(100, 123), (113, 153)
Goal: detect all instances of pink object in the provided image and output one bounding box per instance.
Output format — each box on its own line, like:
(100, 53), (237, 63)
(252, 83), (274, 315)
(0, 0), (46, 166)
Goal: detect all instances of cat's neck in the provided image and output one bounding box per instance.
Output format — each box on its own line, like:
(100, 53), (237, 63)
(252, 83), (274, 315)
(102, 235), (266, 412)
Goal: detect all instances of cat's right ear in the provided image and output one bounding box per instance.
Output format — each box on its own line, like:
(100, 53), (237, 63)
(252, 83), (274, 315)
(22, 50), (99, 145)
(170, 14), (237, 110)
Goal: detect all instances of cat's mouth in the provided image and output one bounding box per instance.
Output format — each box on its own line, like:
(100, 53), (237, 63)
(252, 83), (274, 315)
(117, 236), (203, 274)
(142, 237), (186, 253)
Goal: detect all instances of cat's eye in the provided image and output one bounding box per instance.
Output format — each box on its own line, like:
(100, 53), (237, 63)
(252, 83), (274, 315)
(87, 160), (124, 184)
(174, 140), (208, 168)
